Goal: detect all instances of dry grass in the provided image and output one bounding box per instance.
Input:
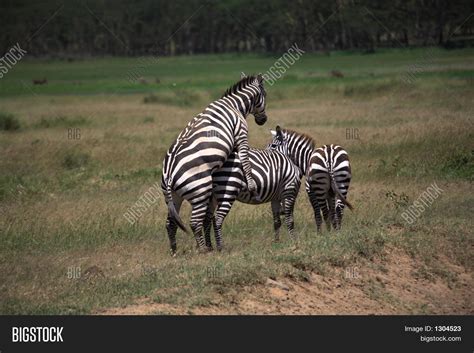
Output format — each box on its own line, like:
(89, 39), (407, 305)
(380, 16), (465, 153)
(0, 51), (473, 314)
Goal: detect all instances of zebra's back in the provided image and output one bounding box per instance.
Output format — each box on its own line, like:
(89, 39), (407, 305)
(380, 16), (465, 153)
(212, 148), (300, 204)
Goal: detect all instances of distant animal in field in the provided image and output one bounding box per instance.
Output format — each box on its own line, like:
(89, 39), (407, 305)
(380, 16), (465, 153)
(161, 74), (267, 255)
(330, 70), (344, 78)
(204, 125), (301, 248)
(33, 78), (47, 85)
(307, 144), (353, 231)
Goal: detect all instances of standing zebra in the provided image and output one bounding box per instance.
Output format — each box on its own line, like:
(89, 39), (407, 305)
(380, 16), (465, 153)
(263, 128), (352, 232)
(307, 144), (353, 231)
(264, 128), (318, 227)
(161, 74), (267, 255)
(204, 125), (301, 250)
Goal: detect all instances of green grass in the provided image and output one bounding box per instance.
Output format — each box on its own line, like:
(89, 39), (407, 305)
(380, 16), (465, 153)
(1, 47), (473, 98)
(0, 227), (387, 314)
(0, 48), (473, 314)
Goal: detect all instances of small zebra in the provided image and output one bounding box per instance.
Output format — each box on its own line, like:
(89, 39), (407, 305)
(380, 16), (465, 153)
(265, 128), (317, 223)
(204, 125), (301, 249)
(161, 74), (267, 255)
(266, 128), (353, 232)
(307, 144), (353, 231)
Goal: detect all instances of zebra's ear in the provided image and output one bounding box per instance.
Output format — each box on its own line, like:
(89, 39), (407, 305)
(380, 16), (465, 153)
(240, 72), (247, 79)
(270, 130), (277, 137)
(276, 125), (283, 140)
(257, 73), (264, 83)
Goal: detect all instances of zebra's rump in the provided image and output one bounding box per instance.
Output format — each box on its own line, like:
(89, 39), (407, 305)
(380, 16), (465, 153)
(307, 144), (352, 197)
(212, 149), (300, 204)
(162, 116), (236, 198)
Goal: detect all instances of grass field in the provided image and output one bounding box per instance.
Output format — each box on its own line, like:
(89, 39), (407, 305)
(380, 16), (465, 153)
(0, 48), (473, 314)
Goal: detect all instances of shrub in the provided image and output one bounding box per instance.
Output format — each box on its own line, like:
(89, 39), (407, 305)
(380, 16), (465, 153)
(142, 116), (154, 123)
(0, 112), (21, 131)
(34, 116), (89, 129)
(441, 150), (473, 180)
(62, 150), (90, 169)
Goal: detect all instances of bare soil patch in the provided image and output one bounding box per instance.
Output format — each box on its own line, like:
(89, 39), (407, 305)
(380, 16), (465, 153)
(97, 251), (473, 315)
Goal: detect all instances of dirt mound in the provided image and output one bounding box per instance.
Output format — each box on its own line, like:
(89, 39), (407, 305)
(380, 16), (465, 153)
(96, 251), (473, 315)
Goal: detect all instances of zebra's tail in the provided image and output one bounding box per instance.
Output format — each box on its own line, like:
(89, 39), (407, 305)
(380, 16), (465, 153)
(165, 179), (189, 233)
(329, 173), (353, 211)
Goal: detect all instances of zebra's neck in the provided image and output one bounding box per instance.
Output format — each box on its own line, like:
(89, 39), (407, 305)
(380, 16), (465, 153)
(286, 133), (315, 175)
(221, 94), (252, 117)
(221, 86), (259, 117)
(295, 146), (314, 175)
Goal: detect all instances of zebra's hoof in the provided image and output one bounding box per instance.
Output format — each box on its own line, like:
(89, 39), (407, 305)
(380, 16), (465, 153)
(197, 247), (210, 254)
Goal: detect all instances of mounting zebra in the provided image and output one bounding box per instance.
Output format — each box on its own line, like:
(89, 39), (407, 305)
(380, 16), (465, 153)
(265, 128), (353, 232)
(204, 125), (301, 250)
(307, 144), (353, 231)
(161, 74), (267, 255)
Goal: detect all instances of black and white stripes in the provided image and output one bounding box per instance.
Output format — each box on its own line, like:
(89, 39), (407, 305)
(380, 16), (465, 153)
(307, 144), (353, 231)
(161, 74), (267, 255)
(204, 125), (301, 249)
(268, 129), (353, 232)
(159, 79), (354, 254)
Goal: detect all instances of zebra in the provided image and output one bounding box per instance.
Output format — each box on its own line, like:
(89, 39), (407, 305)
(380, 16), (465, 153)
(264, 128), (317, 224)
(204, 125), (301, 250)
(161, 74), (267, 255)
(307, 144), (353, 231)
(264, 128), (353, 232)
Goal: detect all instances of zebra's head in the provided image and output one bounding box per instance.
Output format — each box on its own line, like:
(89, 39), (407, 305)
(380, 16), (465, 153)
(268, 128), (315, 176)
(251, 74), (267, 125)
(231, 73), (267, 125)
(268, 125), (288, 155)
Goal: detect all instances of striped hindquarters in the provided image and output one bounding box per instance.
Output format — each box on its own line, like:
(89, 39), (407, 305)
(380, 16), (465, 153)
(161, 105), (243, 204)
(307, 144), (351, 203)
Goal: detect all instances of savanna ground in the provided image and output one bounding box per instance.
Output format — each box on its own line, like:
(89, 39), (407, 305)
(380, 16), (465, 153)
(0, 48), (473, 314)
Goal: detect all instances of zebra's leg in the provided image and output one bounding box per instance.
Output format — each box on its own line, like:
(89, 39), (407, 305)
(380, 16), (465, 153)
(279, 200), (285, 216)
(287, 179), (301, 239)
(328, 195), (338, 230)
(166, 216), (178, 255)
(307, 189), (322, 233)
(271, 200), (282, 242)
(203, 210), (213, 251)
(203, 197), (217, 251)
(320, 200), (331, 232)
(285, 194), (296, 239)
(166, 196), (183, 256)
(213, 200), (235, 251)
(335, 202), (345, 230)
(190, 197), (212, 253)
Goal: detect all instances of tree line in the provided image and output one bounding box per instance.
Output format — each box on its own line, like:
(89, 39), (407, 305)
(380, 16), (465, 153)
(1, 0), (473, 57)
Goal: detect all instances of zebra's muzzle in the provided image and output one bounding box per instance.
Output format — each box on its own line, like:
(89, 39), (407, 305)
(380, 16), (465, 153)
(254, 113), (267, 126)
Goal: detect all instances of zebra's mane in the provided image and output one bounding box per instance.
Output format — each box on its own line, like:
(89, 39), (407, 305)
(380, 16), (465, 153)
(283, 128), (316, 149)
(222, 75), (259, 98)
